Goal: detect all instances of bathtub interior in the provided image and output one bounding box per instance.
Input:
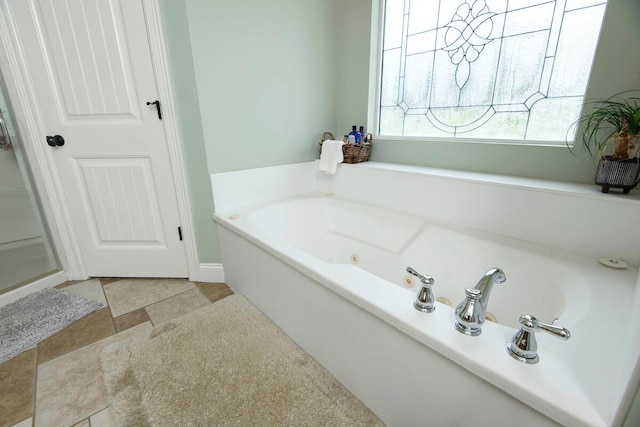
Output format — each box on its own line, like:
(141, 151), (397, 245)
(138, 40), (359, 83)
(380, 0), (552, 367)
(243, 196), (594, 330)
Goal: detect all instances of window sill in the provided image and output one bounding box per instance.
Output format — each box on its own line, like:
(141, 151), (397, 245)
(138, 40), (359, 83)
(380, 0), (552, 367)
(373, 135), (571, 149)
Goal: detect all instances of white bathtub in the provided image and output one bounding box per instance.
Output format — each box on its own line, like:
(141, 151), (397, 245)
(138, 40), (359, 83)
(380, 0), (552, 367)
(212, 161), (640, 427)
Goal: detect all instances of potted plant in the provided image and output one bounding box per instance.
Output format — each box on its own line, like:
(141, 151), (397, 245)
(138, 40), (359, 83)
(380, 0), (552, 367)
(572, 91), (640, 193)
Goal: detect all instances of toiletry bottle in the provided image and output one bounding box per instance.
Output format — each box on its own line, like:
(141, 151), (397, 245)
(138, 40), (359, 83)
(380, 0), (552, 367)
(348, 125), (358, 144)
(359, 126), (366, 143)
(350, 125), (362, 145)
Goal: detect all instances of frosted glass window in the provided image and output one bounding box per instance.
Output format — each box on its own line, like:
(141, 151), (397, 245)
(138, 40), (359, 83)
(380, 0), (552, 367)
(378, 0), (607, 143)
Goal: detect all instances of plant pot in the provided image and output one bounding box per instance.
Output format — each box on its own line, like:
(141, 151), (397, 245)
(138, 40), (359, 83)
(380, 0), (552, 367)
(595, 156), (640, 193)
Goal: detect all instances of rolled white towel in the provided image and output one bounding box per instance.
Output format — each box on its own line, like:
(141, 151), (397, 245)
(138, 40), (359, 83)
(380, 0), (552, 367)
(318, 140), (344, 175)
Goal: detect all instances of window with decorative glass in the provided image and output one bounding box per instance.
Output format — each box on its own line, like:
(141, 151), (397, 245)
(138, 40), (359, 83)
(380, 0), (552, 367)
(378, 0), (608, 144)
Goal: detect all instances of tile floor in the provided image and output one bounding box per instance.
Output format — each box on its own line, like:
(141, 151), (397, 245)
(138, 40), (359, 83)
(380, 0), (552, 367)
(0, 278), (234, 427)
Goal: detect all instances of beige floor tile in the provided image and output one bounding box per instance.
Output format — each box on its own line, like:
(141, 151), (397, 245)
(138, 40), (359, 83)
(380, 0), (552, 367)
(113, 307), (150, 333)
(70, 419), (89, 427)
(34, 322), (152, 427)
(37, 308), (115, 364)
(61, 279), (108, 306)
(54, 281), (83, 290)
(97, 278), (121, 286)
(103, 278), (195, 317)
(0, 349), (36, 427)
(10, 418), (32, 427)
(195, 282), (234, 303)
(146, 289), (210, 325)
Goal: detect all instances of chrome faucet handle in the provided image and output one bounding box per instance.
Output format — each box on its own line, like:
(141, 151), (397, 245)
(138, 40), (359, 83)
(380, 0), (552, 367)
(406, 266), (435, 313)
(536, 318), (571, 340)
(406, 267), (434, 285)
(507, 314), (571, 364)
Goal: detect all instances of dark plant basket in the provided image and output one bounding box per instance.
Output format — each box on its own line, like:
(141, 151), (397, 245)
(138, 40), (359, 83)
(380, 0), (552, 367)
(595, 156), (640, 193)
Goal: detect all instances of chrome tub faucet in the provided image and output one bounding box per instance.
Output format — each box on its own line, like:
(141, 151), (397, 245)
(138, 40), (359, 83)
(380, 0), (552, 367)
(454, 268), (506, 336)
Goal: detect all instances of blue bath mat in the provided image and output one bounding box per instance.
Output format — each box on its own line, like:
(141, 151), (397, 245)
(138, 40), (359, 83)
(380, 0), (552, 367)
(0, 287), (105, 363)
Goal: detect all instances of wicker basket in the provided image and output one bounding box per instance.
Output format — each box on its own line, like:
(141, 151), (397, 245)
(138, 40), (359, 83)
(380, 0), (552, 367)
(595, 156), (640, 194)
(319, 131), (373, 164)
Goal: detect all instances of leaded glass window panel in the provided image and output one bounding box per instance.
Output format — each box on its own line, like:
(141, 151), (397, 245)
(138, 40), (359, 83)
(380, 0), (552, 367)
(378, 0), (607, 143)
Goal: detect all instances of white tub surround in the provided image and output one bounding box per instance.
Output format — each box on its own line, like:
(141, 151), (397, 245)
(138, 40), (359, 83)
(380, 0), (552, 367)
(211, 161), (640, 427)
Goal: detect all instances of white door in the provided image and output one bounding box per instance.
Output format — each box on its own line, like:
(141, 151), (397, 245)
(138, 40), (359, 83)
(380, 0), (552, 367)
(6, 0), (188, 277)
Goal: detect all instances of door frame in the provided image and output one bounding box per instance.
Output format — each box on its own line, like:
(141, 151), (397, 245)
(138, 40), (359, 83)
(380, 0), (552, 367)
(0, 0), (200, 281)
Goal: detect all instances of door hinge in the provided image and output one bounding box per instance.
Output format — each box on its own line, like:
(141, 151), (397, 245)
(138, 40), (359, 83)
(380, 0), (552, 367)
(178, 226), (183, 241)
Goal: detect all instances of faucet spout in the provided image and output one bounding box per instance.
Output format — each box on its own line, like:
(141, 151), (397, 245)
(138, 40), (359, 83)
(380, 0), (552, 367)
(474, 267), (506, 308)
(454, 267), (507, 336)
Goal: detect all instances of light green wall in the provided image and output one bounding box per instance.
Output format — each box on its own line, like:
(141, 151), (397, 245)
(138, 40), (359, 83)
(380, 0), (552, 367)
(336, 0), (372, 136)
(160, 0), (219, 263)
(337, 0), (640, 184)
(161, 0), (640, 265)
(162, 0), (337, 264)
(184, 0), (338, 174)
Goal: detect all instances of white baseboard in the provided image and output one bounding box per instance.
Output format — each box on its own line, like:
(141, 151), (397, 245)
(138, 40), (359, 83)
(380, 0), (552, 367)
(197, 263), (225, 283)
(0, 270), (68, 307)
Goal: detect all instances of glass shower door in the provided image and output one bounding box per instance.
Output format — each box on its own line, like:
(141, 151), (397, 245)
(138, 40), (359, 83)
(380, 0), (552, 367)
(0, 74), (60, 294)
